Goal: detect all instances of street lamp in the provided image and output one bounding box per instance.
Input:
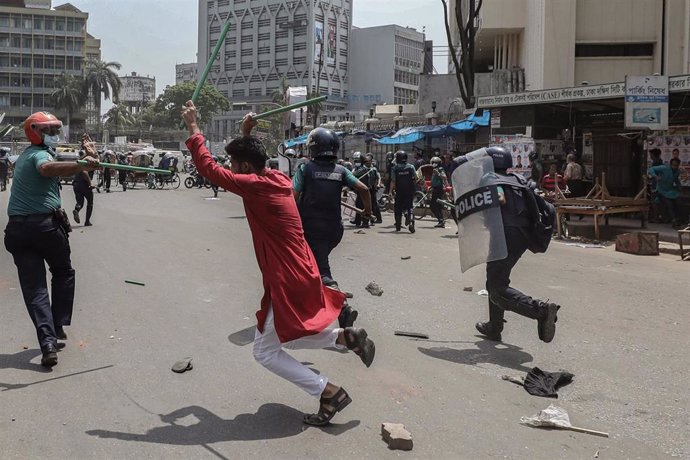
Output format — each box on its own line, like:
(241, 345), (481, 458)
(431, 101), (437, 113)
(345, 112), (349, 122)
(398, 105), (403, 117)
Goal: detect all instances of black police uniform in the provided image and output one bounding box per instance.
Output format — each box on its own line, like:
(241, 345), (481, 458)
(73, 170), (94, 224)
(297, 160), (349, 281)
(353, 164), (380, 226)
(482, 174), (559, 341)
(118, 155), (128, 191)
(0, 152), (9, 191)
(392, 163), (417, 230)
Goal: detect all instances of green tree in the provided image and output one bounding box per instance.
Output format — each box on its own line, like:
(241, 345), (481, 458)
(84, 60), (123, 122)
(103, 103), (135, 135)
(51, 73), (86, 128)
(152, 81), (230, 129)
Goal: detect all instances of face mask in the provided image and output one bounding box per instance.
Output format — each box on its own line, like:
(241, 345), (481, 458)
(43, 134), (60, 149)
(354, 162), (362, 167)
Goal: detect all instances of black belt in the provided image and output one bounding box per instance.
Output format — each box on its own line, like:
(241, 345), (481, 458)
(8, 213), (54, 223)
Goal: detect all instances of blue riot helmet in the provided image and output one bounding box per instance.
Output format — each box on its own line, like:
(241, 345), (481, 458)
(485, 146), (513, 172)
(306, 127), (339, 160)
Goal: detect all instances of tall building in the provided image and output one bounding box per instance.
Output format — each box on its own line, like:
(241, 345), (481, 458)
(449, 0), (690, 92)
(84, 32), (100, 128)
(0, 0), (98, 128)
(176, 62), (198, 84)
(349, 25), (425, 111)
(198, 0), (352, 140)
(119, 71), (155, 114)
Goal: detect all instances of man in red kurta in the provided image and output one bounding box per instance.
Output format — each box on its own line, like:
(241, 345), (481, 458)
(181, 101), (375, 426)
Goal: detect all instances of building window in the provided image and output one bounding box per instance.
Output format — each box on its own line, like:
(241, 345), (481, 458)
(233, 89), (245, 97)
(241, 35), (253, 44)
(258, 18), (271, 28)
(276, 44), (288, 53)
(275, 58), (287, 66)
(575, 43), (654, 57)
(293, 56), (306, 65)
(258, 60), (270, 68)
(258, 32), (270, 41)
(241, 61), (253, 70)
(249, 88), (262, 96)
(276, 30), (287, 39)
(241, 49), (253, 57)
(294, 42), (306, 51)
(225, 62), (236, 71)
(226, 50), (236, 58)
(258, 46), (270, 54)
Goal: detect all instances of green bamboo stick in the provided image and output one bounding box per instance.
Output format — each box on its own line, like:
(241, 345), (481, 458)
(77, 160), (172, 175)
(179, 20), (233, 129)
(252, 96), (328, 121)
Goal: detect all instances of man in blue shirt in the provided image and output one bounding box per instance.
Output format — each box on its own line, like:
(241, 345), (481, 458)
(648, 158), (683, 227)
(4, 112), (99, 367)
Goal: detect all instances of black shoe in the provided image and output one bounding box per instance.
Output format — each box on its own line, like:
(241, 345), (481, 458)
(321, 276), (339, 288)
(56, 326), (67, 340)
(338, 305), (358, 328)
(537, 302), (560, 343)
(375, 218), (383, 224)
(85, 221), (93, 227)
(475, 322), (502, 341)
(395, 224), (401, 232)
(434, 221), (446, 228)
(408, 221), (415, 233)
(41, 344), (58, 367)
(404, 215), (411, 226)
(362, 222), (370, 229)
(72, 209), (80, 224)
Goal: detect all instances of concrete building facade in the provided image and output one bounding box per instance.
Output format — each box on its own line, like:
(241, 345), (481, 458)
(119, 71), (155, 114)
(349, 25), (425, 111)
(176, 62), (198, 84)
(449, 0), (690, 91)
(0, 0), (96, 127)
(198, 0), (353, 140)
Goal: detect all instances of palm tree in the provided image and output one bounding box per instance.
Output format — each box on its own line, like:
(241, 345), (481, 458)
(104, 103), (134, 135)
(83, 60), (123, 120)
(51, 73), (86, 129)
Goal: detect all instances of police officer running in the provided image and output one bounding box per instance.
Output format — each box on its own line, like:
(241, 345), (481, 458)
(473, 147), (560, 343)
(4, 112), (99, 367)
(352, 152), (382, 227)
(293, 128), (372, 288)
(117, 153), (128, 191)
(390, 150), (422, 233)
(429, 156), (449, 228)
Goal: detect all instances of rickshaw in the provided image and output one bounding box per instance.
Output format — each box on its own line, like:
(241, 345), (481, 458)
(126, 151), (157, 189)
(153, 152), (181, 189)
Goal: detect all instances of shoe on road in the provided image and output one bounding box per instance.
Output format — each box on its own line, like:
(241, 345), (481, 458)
(41, 344), (58, 367)
(72, 209), (80, 224)
(538, 302), (560, 343)
(475, 322), (502, 342)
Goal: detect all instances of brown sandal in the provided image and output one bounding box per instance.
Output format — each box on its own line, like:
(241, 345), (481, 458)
(303, 387), (352, 426)
(344, 327), (376, 368)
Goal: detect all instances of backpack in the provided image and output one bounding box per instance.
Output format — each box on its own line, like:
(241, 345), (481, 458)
(494, 174), (556, 254)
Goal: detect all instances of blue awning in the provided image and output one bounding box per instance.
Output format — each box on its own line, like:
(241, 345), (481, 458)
(375, 127), (425, 145)
(446, 110), (491, 134)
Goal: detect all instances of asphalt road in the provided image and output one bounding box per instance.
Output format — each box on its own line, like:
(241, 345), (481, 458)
(1, 180), (688, 459)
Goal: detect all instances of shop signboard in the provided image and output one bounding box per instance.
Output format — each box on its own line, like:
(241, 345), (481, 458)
(625, 75), (669, 130)
(490, 136), (534, 178)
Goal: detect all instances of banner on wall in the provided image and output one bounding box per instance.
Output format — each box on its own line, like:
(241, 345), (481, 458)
(582, 132), (594, 180)
(625, 75), (669, 130)
(327, 23), (336, 66)
(314, 22), (324, 64)
(646, 134), (690, 186)
(490, 136), (534, 178)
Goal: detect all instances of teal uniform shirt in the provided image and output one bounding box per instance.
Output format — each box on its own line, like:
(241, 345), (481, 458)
(292, 162), (360, 192)
(431, 166), (447, 188)
(7, 145), (61, 216)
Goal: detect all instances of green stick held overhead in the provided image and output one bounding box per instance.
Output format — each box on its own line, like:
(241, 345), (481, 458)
(77, 160), (172, 175)
(179, 20), (232, 129)
(252, 96), (328, 121)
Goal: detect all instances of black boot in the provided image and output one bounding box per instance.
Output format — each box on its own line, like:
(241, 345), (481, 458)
(338, 304), (358, 328)
(41, 344), (58, 367)
(475, 322), (502, 341)
(537, 302), (560, 343)
(56, 326), (67, 340)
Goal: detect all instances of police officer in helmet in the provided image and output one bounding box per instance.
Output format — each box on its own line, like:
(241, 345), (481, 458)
(475, 146), (560, 343)
(390, 150), (422, 233)
(293, 128), (372, 287)
(352, 152), (381, 227)
(429, 156), (449, 228)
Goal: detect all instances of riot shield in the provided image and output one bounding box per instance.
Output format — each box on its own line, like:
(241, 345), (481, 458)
(452, 148), (507, 272)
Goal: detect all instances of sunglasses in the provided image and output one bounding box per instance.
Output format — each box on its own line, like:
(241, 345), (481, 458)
(41, 125), (62, 135)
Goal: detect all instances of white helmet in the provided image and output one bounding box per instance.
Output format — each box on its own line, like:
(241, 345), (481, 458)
(352, 151), (362, 161)
(284, 148), (296, 158)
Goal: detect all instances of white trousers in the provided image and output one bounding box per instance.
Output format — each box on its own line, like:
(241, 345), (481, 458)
(253, 307), (343, 397)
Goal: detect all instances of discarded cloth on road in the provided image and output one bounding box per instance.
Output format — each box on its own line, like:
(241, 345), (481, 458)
(524, 367), (573, 398)
(520, 404), (609, 437)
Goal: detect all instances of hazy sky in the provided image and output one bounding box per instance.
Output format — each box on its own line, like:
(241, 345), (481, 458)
(61, 0), (448, 96)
